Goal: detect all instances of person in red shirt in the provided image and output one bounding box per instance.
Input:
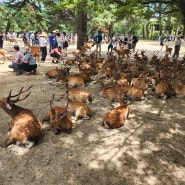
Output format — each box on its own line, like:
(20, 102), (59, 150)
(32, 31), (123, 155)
(50, 46), (67, 64)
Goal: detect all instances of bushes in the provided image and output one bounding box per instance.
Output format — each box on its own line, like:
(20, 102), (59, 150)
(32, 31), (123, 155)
(149, 32), (160, 40)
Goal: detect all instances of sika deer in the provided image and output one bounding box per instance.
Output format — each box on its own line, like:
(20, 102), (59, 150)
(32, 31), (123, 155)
(45, 66), (70, 79)
(65, 91), (91, 120)
(43, 95), (72, 134)
(165, 45), (173, 55)
(0, 86), (43, 148)
(155, 81), (175, 99)
(102, 90), (130, 129)
(0, 49), (8, 63)
(59, 84), (92, 104)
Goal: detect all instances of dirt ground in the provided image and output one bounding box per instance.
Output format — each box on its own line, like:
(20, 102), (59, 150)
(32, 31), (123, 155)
(0, 39), (185, 185)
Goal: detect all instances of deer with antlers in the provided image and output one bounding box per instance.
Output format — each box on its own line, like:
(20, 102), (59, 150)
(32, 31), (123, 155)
(43, 95), (72, 134)
(0, 86), (43, 148)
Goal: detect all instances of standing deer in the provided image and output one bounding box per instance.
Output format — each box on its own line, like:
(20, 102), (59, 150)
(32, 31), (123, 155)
(0, 86), (43, 148)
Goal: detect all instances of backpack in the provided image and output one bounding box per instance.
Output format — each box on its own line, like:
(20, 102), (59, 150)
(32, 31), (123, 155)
(135, 36), (138, 43)
(53, 36), (58, 48)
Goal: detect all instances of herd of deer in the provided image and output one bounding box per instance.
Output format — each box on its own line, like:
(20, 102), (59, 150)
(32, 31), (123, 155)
(0, 41), (185, 149)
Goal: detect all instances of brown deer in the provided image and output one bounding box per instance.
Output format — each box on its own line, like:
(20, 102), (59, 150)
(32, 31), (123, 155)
(45, 66), (70, 79)
(7, 38), (17, 44)
(165, 45), (173, 55)
(155, 81), (175, 99)
(43, 95), (72, 134)
(59, 83), (92, 104)
(0, 49), (8, 64)
(102, 90), (130, 129)
(56, 68), (85, 88)
(25, 43), (41, 65)
(131, 77), (149, 91)
(65, 91), (91, 120)
(0, 86), (43, 148)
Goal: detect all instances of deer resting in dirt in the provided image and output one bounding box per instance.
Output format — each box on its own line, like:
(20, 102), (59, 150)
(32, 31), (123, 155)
(0, 86), (43, 148)
(155, 81), (175, 99)
(65, 91), (91, 120)
(43, 95), (72, 134)
(102, 90), (130, 129)
(59, 84), (92, 104)
(45, 66), (70, 79)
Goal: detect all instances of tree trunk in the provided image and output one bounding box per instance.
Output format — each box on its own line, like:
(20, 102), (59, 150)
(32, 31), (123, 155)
(5, 20), (11, 35)
(146, 21), (149, 39)
(142, 24), (145, 40)
(76, 3), (88, 50)
(108, 22), (114, 37)
(158, 13), (162, 36)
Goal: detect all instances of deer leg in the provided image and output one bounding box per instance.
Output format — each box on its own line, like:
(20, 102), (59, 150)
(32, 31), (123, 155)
(2, 137), (16, 148)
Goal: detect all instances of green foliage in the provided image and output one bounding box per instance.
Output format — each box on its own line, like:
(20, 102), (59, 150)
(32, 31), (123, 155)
(149, 32), (160, 40)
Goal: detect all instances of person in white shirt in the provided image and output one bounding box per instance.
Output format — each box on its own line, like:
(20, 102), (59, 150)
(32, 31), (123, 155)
(39, 34), (47, 62)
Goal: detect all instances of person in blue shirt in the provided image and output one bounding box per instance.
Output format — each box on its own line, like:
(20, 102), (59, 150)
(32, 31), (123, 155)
(20, 48), (37, 75)
(94, 30), (103, 55)
(49, 32), (54, 52)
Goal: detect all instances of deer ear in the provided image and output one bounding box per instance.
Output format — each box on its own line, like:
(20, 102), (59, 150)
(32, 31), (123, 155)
(6, 103), (12, 109)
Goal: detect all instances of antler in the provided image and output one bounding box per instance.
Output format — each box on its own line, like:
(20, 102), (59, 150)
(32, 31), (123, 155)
(7, 85), (33, 103)
(50, 94), (55, 110)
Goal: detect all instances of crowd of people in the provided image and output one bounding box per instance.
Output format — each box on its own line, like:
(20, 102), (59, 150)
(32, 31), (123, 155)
(0, 29), (185, 76)
(0, 30), (70, 76)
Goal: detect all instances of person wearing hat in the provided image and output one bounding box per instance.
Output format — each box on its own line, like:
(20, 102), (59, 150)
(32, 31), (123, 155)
(39, 33), (47, 62)
(50, 46), (67, 64)
(20, 48), (37, 75)
(8, 45), (23, 76)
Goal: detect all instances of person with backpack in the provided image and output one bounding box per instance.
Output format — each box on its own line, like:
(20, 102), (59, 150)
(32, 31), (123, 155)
(94, 30), (103, 55)
(131, 33), (138, 53)
(107, 33), (115, 54)
(0, 30), (3, 48)
(48, 32), (54, 52)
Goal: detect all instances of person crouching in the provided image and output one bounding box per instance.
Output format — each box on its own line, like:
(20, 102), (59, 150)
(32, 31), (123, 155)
(21, 48), (37, 75)
(50, 46), (67, 64)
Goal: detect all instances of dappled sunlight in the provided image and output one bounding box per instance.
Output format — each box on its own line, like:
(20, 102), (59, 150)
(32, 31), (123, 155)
(8, 145), (30, 156)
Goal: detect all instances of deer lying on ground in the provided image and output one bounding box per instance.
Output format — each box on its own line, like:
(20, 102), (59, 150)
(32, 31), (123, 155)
(59, 84), (92, 104)
(131, 77), (149, 91)
(155, 81), (175, 99)
(113, 48), (130, 59)
(43, 95), (72, 134)
(65, 91), (91, 120)
(56, 68), (85, 88)
(45, 66), (70, 79)
(171, 80), (185, 97)
(0, 86), (43, 148)
(102, 90), (130, 129)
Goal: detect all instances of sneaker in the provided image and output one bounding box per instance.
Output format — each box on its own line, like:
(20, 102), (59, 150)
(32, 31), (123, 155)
(52, 60), (55, 63)
(31, 69), (37, 74)
(16, 71), (22, 76)
(56, 61), (60, 63)
(25, 72), (30, 75)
